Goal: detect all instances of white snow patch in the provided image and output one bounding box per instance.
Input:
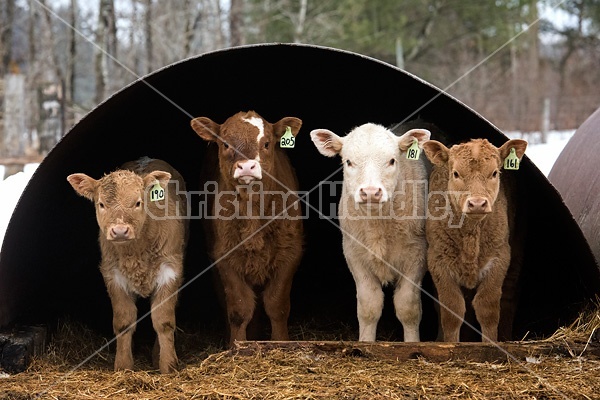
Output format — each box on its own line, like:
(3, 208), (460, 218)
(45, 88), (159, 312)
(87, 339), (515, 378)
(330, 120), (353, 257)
(0, 164), (39, 248)
(505, 130), (575, 176)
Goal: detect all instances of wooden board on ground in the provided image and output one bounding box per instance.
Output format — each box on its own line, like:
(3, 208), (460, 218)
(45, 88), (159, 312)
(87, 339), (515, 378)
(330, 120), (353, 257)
(233, 339), (600, 363)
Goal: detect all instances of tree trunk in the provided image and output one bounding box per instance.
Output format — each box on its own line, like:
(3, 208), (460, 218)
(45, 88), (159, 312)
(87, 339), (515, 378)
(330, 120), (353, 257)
(67, 0), (77, 106)
(144, 0), (154, 74)
(230, 0), (244, 47)
(95, 0), (107, 104)
(0, 0), (15, 75)
(293, 0), (308, 43)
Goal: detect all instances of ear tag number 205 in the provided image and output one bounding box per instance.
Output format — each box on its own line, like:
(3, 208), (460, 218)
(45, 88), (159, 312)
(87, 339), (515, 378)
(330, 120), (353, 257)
(150, 182), (165, 202)
(406, 139), (421, 161)
(504, 148), (520, 170)
(280, 126), (295, 148)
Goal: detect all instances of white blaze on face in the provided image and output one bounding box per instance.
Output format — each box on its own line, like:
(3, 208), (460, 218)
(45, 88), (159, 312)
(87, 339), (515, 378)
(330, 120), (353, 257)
(242, 116), (265, 145)
(233, 116), (264, 183)
(341, 124), (400, 204)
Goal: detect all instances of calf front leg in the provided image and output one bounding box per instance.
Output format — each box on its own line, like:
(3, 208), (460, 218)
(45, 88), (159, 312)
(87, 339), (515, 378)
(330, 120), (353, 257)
(352, 268), (384, 342)
(473, 257), (508, 342)
(393, 263), (425, 342)
(150, 271), (181, 373)
(218, 264), (256, 346)
(263, 264), (296, 341)
(431, 270), (465, 342)
(105, 280), (137, 371)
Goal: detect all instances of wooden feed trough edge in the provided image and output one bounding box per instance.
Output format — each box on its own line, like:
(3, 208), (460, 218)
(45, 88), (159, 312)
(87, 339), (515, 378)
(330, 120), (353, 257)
(232, 339), (600, 364)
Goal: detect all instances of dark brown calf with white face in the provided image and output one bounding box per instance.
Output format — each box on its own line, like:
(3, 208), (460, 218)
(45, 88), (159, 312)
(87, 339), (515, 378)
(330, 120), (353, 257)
(67, 157), (188, 373)
(423, 138), (527, 342)
(191, 110), (304, 346)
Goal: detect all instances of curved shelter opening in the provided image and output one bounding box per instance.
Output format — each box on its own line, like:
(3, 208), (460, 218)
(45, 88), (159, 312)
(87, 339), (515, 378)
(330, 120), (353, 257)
(0, 44), (598, 342)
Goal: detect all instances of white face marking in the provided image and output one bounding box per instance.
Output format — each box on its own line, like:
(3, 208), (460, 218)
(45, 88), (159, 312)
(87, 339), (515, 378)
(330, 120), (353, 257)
(242, 116), (265, 144)
(156, 263), (178, 289)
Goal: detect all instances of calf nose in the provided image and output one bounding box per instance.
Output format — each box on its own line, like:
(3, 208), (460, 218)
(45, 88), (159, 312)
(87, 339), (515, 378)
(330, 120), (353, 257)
(237, 160), (258, 174)
(359, 186), (384, 203)
(466, 197), (490, 213)
(234, 159), (262, 182)
(110, 224), (131, 240)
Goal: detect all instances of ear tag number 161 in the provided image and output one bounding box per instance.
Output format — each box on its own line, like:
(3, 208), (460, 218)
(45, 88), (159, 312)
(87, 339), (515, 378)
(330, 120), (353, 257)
(150, 182), (165, 202)
(504, 148), (520, 170)
(280, 126), (295, 148)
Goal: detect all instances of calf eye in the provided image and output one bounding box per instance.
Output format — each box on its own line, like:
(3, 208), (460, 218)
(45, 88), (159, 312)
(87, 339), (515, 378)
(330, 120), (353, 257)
(346, 160), (353, 167)
(389, 158), (396, 166)
(492, 170), (499, 178)
(98, 202), (105, 209)
(453, 171), (460, 179)
(264, 141), (270, 149)
(135, 200), (142, 208)
(223, 142), (229, 149)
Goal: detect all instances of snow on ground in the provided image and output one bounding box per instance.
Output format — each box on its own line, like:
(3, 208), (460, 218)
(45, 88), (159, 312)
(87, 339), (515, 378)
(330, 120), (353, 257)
(505, 129), (575, 176)
(0, 164), (39, 248)
(0, 130), (576, 247)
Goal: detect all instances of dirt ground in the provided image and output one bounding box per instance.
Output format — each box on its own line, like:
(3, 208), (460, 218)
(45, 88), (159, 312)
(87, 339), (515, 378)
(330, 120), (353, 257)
(1, 310), (599, 400)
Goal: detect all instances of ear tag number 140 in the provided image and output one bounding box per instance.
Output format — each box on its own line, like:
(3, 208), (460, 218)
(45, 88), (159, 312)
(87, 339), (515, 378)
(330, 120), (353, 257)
(280, 126), (295, 148)
(504, 148), (520, 170)
(150, 182), (165, 202)
(406, 139), (421, 160)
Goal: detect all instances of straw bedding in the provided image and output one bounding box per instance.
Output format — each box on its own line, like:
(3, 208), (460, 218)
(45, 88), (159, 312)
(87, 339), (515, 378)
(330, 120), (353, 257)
(2, 308), (599, 400)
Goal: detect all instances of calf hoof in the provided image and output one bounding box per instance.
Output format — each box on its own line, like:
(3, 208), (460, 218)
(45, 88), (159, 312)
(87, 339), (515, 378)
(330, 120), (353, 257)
(114, 357), (134, 372)
(159, 357), (179, 374)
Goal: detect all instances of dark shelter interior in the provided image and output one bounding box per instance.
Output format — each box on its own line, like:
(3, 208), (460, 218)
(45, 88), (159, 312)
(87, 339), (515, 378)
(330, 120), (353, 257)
(0, 44), (598, 344)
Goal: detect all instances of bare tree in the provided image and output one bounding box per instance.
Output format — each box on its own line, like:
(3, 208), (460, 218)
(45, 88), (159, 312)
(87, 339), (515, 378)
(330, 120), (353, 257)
(230, 0), (244, 46)
(67, 0), (78, 106)
(0, 0), (15, 75)
(144, 0), (153, 74)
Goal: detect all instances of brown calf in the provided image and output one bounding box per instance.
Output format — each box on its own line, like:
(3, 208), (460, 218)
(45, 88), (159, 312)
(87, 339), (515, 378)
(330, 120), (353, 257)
(191, 110), (304, 346)
(67, 157), (188, 372)
(423, 138), (527, 342)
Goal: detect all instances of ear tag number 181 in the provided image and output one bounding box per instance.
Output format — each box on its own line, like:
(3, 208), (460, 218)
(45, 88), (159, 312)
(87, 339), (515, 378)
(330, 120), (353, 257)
(150, 182), (165, 202)
(504, 148), (520, 170)
(406, 138), (421, 160)
(280, 126), (295, 148)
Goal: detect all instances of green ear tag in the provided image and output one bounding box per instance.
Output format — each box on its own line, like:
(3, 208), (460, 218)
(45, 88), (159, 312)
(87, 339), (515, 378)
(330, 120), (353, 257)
(406, 139), (420, 160)
(150, 182), (165, 202)
(504, 148), (520, 170)
(280, 126), (295, 148)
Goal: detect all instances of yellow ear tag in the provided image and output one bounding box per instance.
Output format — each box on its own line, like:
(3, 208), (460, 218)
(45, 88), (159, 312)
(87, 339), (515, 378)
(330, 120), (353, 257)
(504, 148), (520, 170)
(150, 181), (165, 202)
(280, 126), (295, 148)
(406, 138), (420, 160)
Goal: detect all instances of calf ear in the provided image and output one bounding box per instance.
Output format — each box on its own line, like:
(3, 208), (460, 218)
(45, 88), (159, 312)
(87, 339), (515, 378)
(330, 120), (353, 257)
(144, 171), (172, 189)
(67, 173), (98, 201)
(422, 140), (450, 166)
(398, 128), (431, 151)
(499, 139), (527, 161)
(191, 117), (220, 142)
(273, 117), (302, 138)
(310, 129), (344, 157)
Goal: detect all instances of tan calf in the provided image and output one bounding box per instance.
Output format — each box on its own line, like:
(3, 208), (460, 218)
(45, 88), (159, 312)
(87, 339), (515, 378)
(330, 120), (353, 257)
(67, 157), (188, 373)
(423, 139), (526, 342)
